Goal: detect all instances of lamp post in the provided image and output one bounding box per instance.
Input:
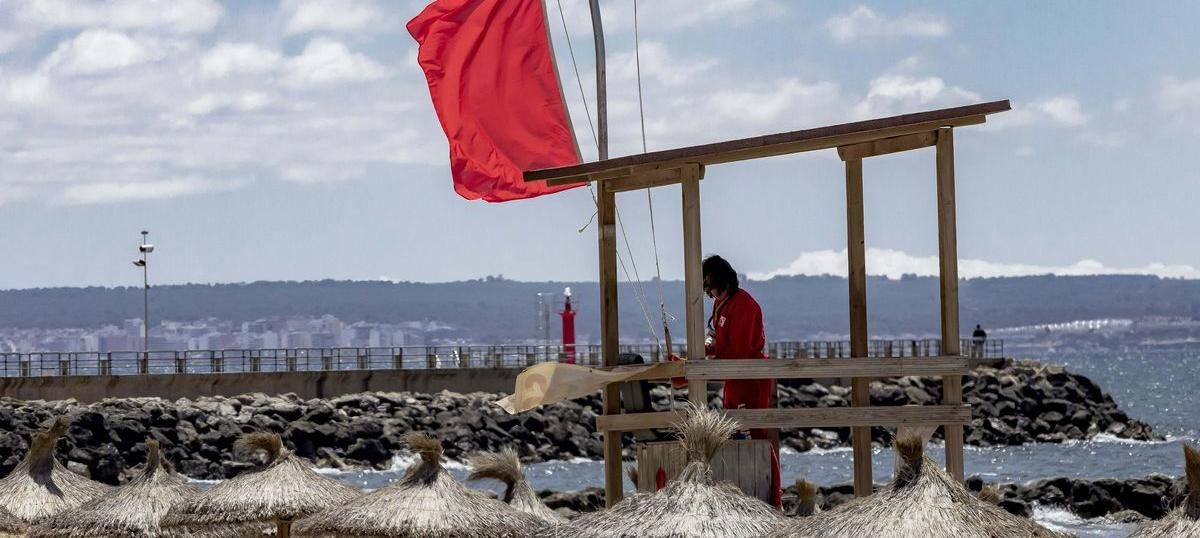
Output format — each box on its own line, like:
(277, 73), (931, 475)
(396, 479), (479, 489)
(132, 231), (154, 355)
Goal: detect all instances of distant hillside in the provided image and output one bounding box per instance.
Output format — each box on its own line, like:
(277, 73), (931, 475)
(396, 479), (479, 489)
(3, 275), (1200, 341)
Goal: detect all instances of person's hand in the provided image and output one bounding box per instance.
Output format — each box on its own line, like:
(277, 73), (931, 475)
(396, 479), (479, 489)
(667, 353), (685, 362)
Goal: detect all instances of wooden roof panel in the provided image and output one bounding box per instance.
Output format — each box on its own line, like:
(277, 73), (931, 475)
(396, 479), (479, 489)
(525, 99), (1010, 183)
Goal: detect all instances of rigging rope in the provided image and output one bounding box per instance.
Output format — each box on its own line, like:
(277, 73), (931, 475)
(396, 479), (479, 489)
(555, 0), (598, 148)
(633, 0), (673, 347)
(553, 0), (661, 342)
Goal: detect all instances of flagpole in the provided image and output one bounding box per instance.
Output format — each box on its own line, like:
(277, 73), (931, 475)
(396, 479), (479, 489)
(588, 0), (607, 160)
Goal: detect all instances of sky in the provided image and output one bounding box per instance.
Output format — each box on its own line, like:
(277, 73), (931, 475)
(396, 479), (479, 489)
(2, 0), (1200, 289)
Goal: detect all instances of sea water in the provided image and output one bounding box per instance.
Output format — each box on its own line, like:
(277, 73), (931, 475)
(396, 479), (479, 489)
(213, 347), (1200, 538)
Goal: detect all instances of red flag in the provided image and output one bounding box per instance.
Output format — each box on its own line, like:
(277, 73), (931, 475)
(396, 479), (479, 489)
(407, 0), (583, 202)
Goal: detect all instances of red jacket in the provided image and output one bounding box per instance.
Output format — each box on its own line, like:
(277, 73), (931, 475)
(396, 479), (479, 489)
(706, 288), (771, 411)
(706, 288), (766, 361)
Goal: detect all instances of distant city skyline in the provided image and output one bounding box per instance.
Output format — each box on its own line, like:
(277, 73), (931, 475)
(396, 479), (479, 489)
(0, 314), (443, 353)
(3, 1), (1200, 289)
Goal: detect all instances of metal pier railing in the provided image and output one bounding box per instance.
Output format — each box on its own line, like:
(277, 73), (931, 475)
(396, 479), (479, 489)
(0, 339), (1003, 378)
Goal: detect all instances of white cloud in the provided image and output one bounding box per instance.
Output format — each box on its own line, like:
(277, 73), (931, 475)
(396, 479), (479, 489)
(983, 96), (1090, 130)
(278, 163), (367, 184)
(749, 248), (1200, 280)
(199, 43), (282, 79)
(611, 42), (718, 86)
(281, 38), (387, 88)
(853, 74), (980, 119)
(553, 0), (783, 36)
(0, 30), (27, 54)
(15, 0), (223, 34)
(826, 6), (948, 43)
(1158, 76), (1200, 112)
(707, 78), (843, 129)
(1, 72), (54, 105)
(1078, 130), (1130, 148)
(1035, 96), (1089, 126)
(52, 177), (246, 205)
(184, 92), (274, 116)
(0, 5), (436, 207)
(1112, 97), (1132, 113)
(0, 185), (34, 206)
(648, 0), (784, 30)
(284, 0), (381, 35)
(40, 30), (164, 75)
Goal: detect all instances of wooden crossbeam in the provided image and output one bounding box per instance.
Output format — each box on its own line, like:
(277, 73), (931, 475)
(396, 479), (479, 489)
(595, 357), (969, 383)
(547, 167), (632, 187)
(597, 405), (972, 432)
(596, 362), (685, 381)
(837, 131), (939, 161)
(524, 100), (1007, 183)
(682, 357), (969, 380)
(549, 165), (707, 192)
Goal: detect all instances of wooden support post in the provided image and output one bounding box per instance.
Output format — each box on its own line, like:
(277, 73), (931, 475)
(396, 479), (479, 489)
(936, 127), (965, 482)
(598, 180), (624, 507)
(681, 164), (706, 407)
(845, 158), (872, 497)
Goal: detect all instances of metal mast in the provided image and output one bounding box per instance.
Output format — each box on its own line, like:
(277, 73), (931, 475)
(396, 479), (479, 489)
(588, 0), (607, 160)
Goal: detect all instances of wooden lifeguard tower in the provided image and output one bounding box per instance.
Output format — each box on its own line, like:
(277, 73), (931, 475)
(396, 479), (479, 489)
(525, 100), (1011, 506)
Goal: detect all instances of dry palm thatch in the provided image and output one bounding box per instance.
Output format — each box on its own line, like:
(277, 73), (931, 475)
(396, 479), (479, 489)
(467, 448), (565, 524)
(0, 506), (28, 538)
(0, 417), (111, 524)
(767, 435), (1071, 538)
(788, 479), (820, 517)
(976, 485), (1003, 506)
(294, 432), (545, 538)
(537, 406), (789, 538)
(160, 433), (359, 538)
(27, 439), (250, 538)
(1128, 443), (1200, 538)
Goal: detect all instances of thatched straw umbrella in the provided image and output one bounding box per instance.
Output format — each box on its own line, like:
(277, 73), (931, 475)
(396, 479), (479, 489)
(294, 432), (545, 538)
(1128, 443), (1200, 538)
(537, 406), (789, 538)
(768, 435), (1069, 538)
(27, 439), (250, 538)
(161, 433), (359, 538)
(0, 507), (27, 538)
(467, 448), (565, 524)
(0, 417), (111, 524)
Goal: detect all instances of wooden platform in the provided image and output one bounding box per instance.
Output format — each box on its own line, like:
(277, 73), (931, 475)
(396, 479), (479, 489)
(637, 439), (775, 504)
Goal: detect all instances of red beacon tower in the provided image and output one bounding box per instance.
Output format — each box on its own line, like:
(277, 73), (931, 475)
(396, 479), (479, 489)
(560, 287), (576, 364)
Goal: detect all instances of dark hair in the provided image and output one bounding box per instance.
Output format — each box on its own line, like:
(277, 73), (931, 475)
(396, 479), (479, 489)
(702, 255), (739, 294)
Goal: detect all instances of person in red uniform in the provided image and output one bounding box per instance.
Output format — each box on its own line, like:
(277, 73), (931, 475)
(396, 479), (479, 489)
(702, 255), (783, 508)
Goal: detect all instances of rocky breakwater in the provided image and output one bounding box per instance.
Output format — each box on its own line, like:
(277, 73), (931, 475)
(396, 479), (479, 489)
(967, 474), (1186, 523)
(542, 473), (1187, 523)
(776, 360), (1157, 451)
(781, 475), (1186, 523)
(0, 361), (1157, 483)
(0, 390), (599, 484)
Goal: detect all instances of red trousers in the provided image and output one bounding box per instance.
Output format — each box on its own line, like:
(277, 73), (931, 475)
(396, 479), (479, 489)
(724, 379), (783, 508)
